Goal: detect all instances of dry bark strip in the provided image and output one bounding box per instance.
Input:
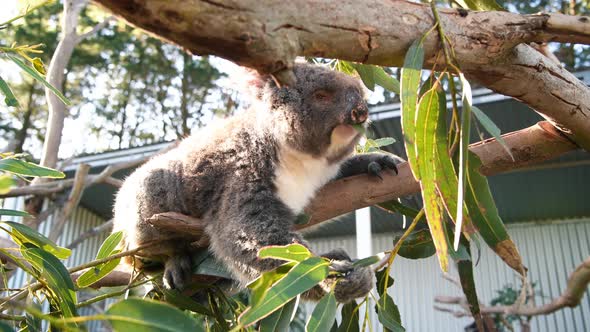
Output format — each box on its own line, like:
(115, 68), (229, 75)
(92, 0), (590, 149)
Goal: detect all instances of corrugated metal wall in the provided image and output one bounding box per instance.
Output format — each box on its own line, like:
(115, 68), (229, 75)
(309, 219), (590, 332)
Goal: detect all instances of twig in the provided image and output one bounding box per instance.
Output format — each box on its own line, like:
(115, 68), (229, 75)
(48, 163), (90, 242)
(67, 219), (113, 249)
(76, 16), (114, 42)
(434, 256), (590, 317)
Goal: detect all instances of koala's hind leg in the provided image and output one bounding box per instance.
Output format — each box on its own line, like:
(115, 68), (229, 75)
(163, 253), (193, 290)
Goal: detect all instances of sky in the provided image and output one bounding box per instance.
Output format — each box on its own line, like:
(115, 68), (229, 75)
(1, 0), (386, 160)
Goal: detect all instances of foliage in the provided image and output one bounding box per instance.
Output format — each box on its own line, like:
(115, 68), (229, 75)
(0, 0), (564, 331)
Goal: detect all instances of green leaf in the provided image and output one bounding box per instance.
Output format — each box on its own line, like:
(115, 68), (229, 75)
(0, 76), (18, 107)
(415, 87), (449, 272)
(396, 229), (436, 259)
(3, 221), (71, 259)
(352, 255), (380, 267)
(377, 200), (421, 220)
(371, 137), (396, 148)
(31, 57), (46, 75)
(191, 251), (232, 279)
(351, 64), (375, 91)
(306, 290), (338, 332)
(456, 236), (484, 332)
(375, 268), (394, 295)
(0, 174), (14, 194)
(455, 0), (503, 11)
(161, 288), (213, 316)
(454, 74), (473, 250)
(6, 55), (71, 106)
(106, 298), (203, 332)
(76, 250), (121, 288)
(96, 231), (123, 259)
(471, 106), (513, 160)
(0, 158), (65, 178)
(0, 209), (30, 217)
(334, 60), (356, 75)
(375, 294), (404, 332)
(240, 257), (329, 327)
(465, 152), (525, 275)
(249, 262), (297, 307)
(258, 297), (298, 332)
(400, 38), (424, 180)
(373, 67), (400, 94)
(0, 321), (13, 332)
(258, 244), (312, 263)
(20, 246), (77, 318)
(338, 301), (360, 332)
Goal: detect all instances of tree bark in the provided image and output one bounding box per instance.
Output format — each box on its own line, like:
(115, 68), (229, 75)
(91, 0), (590, 150)
(40, 0), (87, 170)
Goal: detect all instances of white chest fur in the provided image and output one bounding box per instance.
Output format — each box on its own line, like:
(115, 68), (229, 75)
(274, 147), (342, 213)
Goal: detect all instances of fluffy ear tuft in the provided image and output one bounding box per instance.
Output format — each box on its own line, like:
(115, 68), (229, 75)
(232, 67), (272, 101)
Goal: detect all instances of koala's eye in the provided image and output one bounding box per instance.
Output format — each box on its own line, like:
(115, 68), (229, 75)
(313, 90), (332, 102)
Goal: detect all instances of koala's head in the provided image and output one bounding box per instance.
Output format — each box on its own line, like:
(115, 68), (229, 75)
(247, 63), (368, 162)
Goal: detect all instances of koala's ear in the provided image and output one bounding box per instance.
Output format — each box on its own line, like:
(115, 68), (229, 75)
(234, 67), (273, 101)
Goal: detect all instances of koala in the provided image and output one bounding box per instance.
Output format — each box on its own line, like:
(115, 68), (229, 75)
(112, 63), (399, 303)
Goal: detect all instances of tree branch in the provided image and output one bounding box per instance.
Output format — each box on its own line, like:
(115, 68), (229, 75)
(48, 163), (90, 242)
(76, 15), (114, 43)
(90, 0), (590, 150)
(435, 256), (590, 317)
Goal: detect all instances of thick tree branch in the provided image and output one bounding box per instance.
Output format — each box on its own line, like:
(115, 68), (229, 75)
(435, 256), (590, 316)
(91, 0), (590, 150)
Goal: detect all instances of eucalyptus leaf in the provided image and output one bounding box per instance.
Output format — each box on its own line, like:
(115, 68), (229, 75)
(471, 106), (513, 159)
(21, 246), (77, 318)
(375, 294), (404, 332)
(0, 209), (30, 217)
(258, 297), (298, 332)
(396, 229), (436, 260)
(0, 174), (13, 194)
(6, 55), (71, 106)
(3, 221), (71, 259)
(240, 257), (329, 327)
(455, 0), (503, 11)
(258, 243), (312, 263)
(338, 301), (360, 332)
(106, 298), (203, 332)
(400, 38), (425, 179)
(306, 290), (337, 332)
(0, 158), (64, 178)
(0, 76), (18, 107)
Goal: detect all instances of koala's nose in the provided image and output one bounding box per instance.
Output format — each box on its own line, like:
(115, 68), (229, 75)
(351, 102), (368, 124)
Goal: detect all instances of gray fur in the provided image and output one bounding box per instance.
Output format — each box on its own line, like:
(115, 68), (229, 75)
(112, 63), (397, 302)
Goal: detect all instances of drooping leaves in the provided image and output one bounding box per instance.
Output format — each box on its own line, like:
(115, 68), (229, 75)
(471, 106), (514, 159)
(465, 152), (525, 275)
(20, 245), (77, 318)
(338, 301), (360, 332)
(258, 297), (299, 332)
(395, 229), (436, 260)
(375, 294), (404, 332)
(306, 289), (338, 332)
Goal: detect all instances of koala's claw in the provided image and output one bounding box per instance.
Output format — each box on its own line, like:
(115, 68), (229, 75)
(320, 249), (374, 303)
(163, 254), (193, 290)
(368, 155), (398, 180)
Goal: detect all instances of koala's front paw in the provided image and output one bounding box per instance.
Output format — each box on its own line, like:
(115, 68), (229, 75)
(367, 154), (398, 180)
(321, 249), (375, 303)
(163, 254), (193, 290)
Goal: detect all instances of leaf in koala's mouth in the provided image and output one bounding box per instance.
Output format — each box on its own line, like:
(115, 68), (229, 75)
(352, 124), (367, 135)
